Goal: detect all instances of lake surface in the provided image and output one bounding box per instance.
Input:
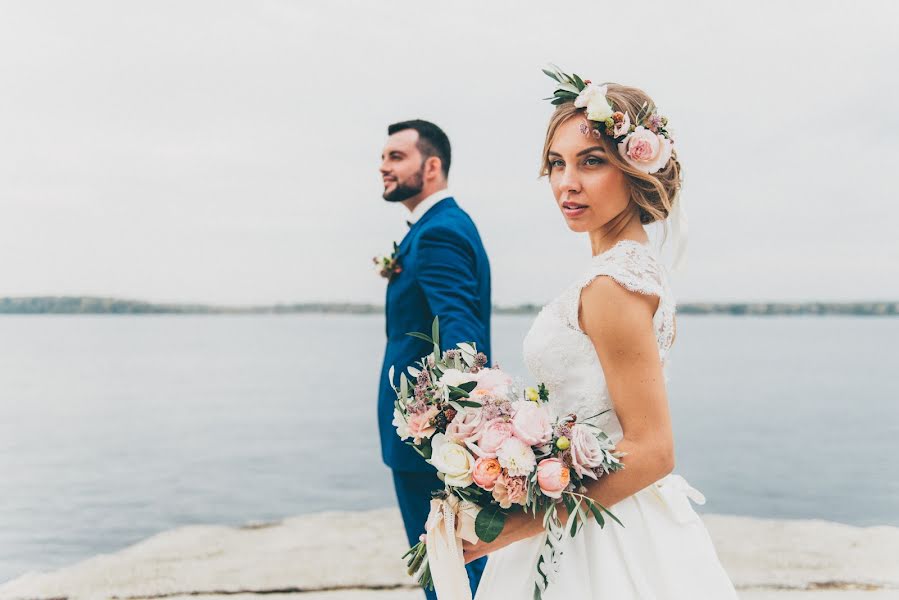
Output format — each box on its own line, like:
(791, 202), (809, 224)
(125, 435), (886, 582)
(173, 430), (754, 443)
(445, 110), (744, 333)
(1, 314), (897, 583)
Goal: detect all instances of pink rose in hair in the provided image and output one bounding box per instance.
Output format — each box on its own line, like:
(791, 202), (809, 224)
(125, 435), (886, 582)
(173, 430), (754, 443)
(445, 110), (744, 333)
(536, 458), (570, 499)
(510, 400), (553, 446)
(491, 472), (528, 509)
(407, 406), (439, 444)
(617, 126), (673, 174)
(472, 457), (502, 490)
(472, 418), (514, 457)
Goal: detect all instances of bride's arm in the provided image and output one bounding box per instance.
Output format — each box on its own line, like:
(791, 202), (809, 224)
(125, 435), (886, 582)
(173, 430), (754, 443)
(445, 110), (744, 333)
(464, 275), (673, 562)
(575, 275), (675, 505)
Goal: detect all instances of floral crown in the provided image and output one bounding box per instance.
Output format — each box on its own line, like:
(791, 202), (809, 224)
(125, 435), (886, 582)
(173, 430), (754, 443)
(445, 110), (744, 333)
(543, 64), (674, 174)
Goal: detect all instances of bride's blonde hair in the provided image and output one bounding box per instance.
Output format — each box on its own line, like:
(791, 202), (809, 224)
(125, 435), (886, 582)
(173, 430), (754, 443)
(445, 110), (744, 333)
(540, 83), (683, 225)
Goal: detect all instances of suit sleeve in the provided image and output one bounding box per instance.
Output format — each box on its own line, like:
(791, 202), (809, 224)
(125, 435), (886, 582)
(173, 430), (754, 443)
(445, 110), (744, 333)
(416, 225), (487, 352)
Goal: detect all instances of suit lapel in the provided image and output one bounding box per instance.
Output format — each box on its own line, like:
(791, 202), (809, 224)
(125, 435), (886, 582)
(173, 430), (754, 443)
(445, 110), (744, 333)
(397, 197), (457, 256)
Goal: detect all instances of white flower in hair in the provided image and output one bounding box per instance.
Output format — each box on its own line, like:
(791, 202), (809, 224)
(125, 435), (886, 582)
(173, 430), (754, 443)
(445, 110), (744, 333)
(574, 83), (614, 122)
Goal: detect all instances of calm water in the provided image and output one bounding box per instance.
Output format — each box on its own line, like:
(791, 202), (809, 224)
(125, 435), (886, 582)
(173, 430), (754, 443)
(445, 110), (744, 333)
(0, 314), (897, 582)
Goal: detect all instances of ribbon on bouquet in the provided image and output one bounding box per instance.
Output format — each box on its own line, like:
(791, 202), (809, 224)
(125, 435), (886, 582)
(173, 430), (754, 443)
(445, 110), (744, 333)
(652, 473), (706, 524)
(423, 495), (481, 600)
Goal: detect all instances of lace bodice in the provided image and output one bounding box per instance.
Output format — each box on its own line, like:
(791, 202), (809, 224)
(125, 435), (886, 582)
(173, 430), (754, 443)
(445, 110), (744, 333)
(522, 240), (676, 443)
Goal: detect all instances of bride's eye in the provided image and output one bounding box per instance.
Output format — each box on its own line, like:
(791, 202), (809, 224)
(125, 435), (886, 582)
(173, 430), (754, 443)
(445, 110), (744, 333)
(584, 156), (605, 166)
(549, 159), (565, 169)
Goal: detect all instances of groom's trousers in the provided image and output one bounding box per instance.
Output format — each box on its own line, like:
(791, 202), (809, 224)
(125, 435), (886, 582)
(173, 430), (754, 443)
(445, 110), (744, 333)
(392, 470), (487, 600)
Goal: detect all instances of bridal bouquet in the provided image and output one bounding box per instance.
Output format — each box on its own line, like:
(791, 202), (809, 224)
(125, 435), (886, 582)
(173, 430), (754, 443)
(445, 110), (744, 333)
(391, 318), (625, 600)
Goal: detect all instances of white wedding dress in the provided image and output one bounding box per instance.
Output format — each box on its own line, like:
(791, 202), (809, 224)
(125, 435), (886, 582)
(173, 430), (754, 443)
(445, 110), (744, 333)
(474, 240), (737, 599)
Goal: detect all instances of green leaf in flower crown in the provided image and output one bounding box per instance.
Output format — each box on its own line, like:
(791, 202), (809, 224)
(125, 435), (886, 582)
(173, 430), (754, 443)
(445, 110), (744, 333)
(572, 73), (586, 90)
(542, 67), (561, 82)
(475, 504), (507, 543)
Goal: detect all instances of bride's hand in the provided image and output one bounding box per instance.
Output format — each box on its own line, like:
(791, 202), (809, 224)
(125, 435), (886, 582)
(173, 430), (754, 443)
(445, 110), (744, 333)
(462, 509), (546, 564)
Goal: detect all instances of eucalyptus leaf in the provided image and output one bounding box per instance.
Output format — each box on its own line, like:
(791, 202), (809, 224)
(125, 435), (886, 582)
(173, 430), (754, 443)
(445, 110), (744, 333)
(457, 381), (478, 393)
(406, 332), (434, 344)
(541, 67), (561, 82)
(446, 385), (471, 399)
(454, 399), (483, 408)
(474, 505), (507, 543)
(587, 498), (605, 527)
(431, 316), (440, 349)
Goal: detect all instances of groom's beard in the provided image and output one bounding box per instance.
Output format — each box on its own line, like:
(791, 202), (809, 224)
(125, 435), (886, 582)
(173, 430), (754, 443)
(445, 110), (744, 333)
(383, 169), (424, 203)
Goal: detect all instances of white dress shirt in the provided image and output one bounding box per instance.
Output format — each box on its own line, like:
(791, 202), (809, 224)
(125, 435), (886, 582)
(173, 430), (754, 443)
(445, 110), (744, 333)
(407, 189), (452, 225)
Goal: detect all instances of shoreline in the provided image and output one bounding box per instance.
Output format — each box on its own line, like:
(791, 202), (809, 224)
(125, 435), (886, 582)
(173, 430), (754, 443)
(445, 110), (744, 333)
(1, 509), (897, 600)
(2, 297), (898, 316)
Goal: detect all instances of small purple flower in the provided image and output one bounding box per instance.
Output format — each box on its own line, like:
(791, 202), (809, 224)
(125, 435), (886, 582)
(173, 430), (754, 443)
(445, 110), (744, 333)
(579, 122), (589, 135)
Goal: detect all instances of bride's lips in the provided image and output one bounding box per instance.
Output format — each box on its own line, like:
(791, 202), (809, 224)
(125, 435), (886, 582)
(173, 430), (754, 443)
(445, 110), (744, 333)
(561, 201), (589, 218)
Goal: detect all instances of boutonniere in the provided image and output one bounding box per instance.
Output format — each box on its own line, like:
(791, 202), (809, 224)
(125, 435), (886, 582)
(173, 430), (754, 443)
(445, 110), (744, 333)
(373, 241), (402, 280)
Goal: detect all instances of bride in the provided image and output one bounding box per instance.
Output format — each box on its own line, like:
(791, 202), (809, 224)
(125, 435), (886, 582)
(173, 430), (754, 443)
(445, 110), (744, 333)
(464, 71), (738, 598)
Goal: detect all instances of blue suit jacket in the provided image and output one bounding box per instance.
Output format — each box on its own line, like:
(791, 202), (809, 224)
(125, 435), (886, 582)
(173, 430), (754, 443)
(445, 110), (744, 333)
(379, 197), (492, 472)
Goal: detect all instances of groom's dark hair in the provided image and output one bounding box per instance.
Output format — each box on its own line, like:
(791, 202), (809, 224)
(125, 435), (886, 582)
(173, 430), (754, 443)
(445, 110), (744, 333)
(388, 119), (451, 178)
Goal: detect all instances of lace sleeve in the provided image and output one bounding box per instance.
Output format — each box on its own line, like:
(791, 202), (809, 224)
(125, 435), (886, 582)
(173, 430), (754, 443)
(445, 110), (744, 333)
(564, 241), (676, 360)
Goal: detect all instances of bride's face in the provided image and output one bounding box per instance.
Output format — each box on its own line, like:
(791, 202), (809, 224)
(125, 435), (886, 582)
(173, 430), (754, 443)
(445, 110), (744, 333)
(547, 117), (630, 233)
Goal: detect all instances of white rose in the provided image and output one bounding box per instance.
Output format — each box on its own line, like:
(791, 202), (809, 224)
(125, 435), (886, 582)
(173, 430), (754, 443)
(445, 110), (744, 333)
(392, 408), (410, 440)
(574, 83), (613, 122)
(496, 436), (537, 477)
(428, 433), (475, 487)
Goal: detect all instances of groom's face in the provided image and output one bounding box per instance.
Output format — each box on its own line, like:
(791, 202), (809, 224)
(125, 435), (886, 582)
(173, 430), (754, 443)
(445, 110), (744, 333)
(380, 129), (425, 203)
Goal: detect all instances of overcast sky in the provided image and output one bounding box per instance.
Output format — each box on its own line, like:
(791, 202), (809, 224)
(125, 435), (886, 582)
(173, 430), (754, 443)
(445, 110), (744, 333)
(1, 0), (897, 305)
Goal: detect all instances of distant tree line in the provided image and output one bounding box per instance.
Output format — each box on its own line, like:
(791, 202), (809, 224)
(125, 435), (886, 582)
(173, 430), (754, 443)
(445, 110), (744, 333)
(0, 297), (896, 316)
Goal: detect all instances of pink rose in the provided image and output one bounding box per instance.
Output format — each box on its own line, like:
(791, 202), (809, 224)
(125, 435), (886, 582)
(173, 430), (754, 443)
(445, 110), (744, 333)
(510, 401), (553, 446)
(536, 458), (570, 499)
(445, 406), (484, 442)
(491, 472), (528, 509)
(569, 424), (607, 480)
(473, 367), (513, 394)
(407, 406), (439, 444)
(617, 126), (673, 174)
(472, 457), (502, 490)
(471, 418), (513, 458)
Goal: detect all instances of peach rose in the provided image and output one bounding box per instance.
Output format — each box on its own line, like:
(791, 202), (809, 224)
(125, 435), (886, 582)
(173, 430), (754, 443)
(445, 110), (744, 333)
(471, 457), (502, 490)
(511, 400), (553, 446)
(407, 406), (439, 444)
(536, 458), (570, 499)
(617, 126), (673, 174)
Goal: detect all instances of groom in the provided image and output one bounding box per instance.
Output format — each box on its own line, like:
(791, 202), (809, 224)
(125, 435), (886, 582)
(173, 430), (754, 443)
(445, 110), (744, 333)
(377, 119), (491, 598)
